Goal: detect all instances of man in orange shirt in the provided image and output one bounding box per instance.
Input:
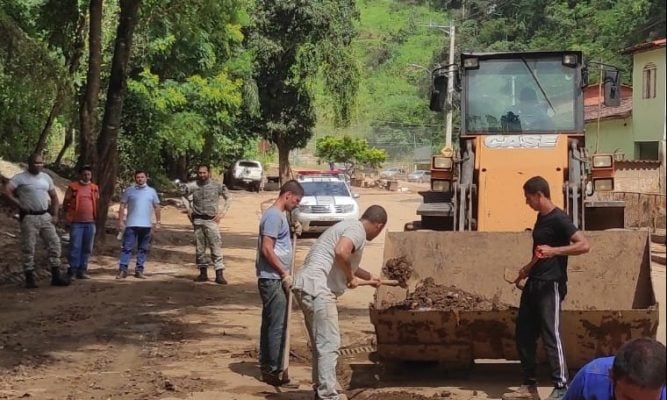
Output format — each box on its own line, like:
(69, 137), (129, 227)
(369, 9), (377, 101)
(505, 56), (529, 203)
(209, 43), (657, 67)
(63, 166), (99, 280)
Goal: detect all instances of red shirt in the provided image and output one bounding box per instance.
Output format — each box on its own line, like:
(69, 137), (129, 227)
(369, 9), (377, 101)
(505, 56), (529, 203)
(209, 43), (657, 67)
(72, 184), (95, 223)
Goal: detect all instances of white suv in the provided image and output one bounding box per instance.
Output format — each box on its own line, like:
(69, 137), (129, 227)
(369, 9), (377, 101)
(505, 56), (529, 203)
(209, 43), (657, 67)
(293, 175), (360, 234)
(226, 160), (263, 191)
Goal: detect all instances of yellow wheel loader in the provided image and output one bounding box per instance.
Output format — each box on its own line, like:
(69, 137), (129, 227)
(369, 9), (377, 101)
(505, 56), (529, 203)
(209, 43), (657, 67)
(370, 51), (657, 369)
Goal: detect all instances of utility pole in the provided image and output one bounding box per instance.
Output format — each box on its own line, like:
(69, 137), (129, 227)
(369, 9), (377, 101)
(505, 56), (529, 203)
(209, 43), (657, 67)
(444, 23), (456, 149)
(423, 20), (456, 150)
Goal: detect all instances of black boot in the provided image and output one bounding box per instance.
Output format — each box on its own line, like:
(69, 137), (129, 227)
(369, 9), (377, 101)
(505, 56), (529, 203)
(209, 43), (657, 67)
(214, 269), (227, 285)
(51, 267), (71, 287)
(67, 268), (76, 280)
(25, 271), (38, 289)
(194, 267), (208, 282)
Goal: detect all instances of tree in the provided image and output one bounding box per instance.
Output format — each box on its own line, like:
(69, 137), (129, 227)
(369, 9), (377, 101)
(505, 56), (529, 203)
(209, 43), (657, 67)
(95, 0), (142, 241)
(78, 0), (103, 168)
(33, 0), (87, 155)
(249, 0), (359, 183)
(118, 0), (252, 180)
(315, 135), (387, 176)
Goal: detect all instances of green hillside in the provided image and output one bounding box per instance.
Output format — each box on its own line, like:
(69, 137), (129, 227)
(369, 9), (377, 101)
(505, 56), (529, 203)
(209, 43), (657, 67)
(314, 0), (451, 162)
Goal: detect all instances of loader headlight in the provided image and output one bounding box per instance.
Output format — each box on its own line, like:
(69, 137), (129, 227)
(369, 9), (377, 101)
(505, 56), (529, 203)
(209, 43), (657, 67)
(463, 57), (479, 69)
(592, 154), (613, 168)
(593, 178), (614, 192)
(433, 156), (453, 169)
(431, 179), (451, 192)
(562, 53), (578, 67)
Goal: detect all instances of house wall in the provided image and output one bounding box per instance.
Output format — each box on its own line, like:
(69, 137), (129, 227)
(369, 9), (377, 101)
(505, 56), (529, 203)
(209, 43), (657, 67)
(632, 47), (666, 142)
(585, 117), (634, 159)
(613, 161), (662, 193)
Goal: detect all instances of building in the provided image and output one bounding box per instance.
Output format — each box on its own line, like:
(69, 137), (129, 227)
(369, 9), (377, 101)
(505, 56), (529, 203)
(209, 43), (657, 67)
(621, 38), (666, 163)
(584, 84), (633, 159)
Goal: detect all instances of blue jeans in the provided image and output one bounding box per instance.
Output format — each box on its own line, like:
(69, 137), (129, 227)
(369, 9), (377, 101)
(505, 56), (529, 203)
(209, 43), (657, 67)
(118, 227), (152, 272)
(293, 289), (341, 400)
(69, 222), (96, 272)
(258, 279), (287, 374)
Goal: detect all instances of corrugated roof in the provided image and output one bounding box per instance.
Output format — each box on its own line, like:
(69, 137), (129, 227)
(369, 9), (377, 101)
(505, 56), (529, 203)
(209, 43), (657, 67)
(621, 38), (666, 54)
(584, 97), (632, 122)
(616, 159), (662, 166)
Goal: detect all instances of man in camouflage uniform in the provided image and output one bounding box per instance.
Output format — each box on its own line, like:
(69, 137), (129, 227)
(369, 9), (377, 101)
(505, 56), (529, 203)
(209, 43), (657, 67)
(2, 153), (70, 288)
(182, 164), (231, 284)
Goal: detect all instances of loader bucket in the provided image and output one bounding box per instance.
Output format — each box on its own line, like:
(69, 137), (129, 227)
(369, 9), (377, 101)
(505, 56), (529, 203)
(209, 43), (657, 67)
(370, 230), (657, 369)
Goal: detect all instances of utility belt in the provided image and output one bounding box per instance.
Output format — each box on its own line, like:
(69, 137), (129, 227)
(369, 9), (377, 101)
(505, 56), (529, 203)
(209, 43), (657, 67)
(19, 209), (49, 221)
(192, 213), (216, 220)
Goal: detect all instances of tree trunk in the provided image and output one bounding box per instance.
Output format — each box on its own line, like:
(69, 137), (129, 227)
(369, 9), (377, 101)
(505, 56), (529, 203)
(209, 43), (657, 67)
(33, 10), (87, 156)
(95, 0), (142, 243)
(33, 86), (66, 156)
(78, 0), (103, 168)
(277, 141), (291, 184)
(54, 127), (75, 166)
(176, 155), (187, 181)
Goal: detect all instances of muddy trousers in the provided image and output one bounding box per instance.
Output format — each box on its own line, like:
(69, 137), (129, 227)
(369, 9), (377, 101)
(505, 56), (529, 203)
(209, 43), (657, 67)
(194, 219), (224, 270)
(293, 289), (342, 400)
(516, 278), (568, 388)
(20, 214), (61, 272)
(258, 279), (287, 374)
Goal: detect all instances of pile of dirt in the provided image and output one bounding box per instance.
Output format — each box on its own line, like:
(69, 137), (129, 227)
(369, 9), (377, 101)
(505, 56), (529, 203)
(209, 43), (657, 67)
(382, 256), (413, 287)
(389, 278), (510, 311)
(361, 391), (452, 400)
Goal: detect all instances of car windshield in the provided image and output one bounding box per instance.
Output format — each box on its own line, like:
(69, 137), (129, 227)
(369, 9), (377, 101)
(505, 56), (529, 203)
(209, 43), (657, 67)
(239, 161), (260, 168)
(465, 57), (577, 133)
(301, 181), (350, 197)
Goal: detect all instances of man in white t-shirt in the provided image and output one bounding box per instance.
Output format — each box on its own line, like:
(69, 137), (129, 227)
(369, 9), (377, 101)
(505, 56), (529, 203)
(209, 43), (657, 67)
(293, 205), (387, 400)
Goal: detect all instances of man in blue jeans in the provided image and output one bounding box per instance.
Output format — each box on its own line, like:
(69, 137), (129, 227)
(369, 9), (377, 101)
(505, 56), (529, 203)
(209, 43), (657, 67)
(116, 170), (161, 279)
(563, 337), (665, 400)
(255, 180), (304, 386)
(63, 165), (99, 279)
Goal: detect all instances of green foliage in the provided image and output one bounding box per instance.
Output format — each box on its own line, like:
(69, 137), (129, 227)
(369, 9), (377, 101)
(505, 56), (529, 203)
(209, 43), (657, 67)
(0, 6), (62, 160)
(457, 0), (665, 81)
(249, 0), (360, 178)
(119, 0), (254, 180)
(313, 0), (449, 161)
(315, 135), (387, 169)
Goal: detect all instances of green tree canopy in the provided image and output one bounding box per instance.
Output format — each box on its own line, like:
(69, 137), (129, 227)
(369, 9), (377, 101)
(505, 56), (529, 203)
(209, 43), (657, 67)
(315, 135), (387, 171)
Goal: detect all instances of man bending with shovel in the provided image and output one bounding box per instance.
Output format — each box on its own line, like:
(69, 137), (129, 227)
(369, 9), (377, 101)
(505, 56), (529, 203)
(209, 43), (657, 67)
(293, 205), (387, 400)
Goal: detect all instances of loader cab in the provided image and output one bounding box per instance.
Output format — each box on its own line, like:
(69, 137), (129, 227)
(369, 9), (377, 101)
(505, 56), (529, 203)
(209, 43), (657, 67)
(460, 52), (585, 135)
(413, 51), (624, 232)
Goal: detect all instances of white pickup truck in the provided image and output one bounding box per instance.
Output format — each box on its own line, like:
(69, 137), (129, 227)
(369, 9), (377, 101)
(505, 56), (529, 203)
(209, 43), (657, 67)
(226, 160), (264, 191)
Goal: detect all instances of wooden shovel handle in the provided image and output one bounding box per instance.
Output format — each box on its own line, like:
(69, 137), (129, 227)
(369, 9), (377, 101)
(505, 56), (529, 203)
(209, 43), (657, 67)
(358, 279), (401, 286)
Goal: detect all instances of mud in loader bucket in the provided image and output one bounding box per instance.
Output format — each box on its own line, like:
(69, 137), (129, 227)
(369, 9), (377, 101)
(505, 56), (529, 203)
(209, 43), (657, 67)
(370, 230), (657, 369)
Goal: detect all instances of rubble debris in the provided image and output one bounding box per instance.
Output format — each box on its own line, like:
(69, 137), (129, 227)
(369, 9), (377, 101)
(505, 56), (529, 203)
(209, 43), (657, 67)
(388, 278), (510, 311)
(382, 256), (413, 288)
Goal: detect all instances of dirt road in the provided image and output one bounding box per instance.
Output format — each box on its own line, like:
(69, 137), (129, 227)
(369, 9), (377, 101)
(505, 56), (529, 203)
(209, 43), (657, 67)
(0, 185), (664, 400)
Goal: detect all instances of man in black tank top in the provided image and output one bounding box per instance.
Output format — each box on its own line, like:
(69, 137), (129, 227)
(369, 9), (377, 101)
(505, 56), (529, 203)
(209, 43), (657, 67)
(503, 176), (590, 400)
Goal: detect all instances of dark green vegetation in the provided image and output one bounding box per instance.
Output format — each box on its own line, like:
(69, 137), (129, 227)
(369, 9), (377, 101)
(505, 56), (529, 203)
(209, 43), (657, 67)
(0, 0), (664, 235)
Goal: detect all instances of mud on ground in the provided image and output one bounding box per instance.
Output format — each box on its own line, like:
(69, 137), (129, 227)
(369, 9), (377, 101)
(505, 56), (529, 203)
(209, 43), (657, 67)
(389, 277), (510, 311)
(360, 391), (453, 400)
(382, 256), (413, 287)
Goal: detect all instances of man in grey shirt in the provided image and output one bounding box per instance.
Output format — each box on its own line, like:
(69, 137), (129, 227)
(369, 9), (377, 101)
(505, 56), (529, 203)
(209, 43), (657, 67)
(293, 205), (387, 400)
(255, 180), (304, 386)
(2, 153), (70, 288)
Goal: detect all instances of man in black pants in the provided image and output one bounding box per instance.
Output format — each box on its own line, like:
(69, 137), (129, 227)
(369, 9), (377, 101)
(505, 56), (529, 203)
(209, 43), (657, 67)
(503, 176), (590, 400)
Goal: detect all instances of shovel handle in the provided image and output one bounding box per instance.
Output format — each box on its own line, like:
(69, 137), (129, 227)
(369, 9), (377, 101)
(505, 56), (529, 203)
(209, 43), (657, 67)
(358, 279), (401, 287)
